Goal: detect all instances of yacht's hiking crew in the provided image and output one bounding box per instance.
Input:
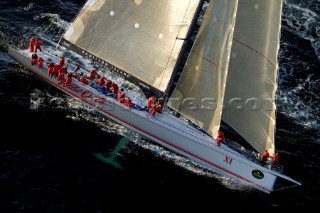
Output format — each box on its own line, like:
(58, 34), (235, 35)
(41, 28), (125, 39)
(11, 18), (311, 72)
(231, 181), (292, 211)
(272, 153), (280, 169)
(57, 66), (67, 82)
(216, 130), (225, 146)
(65, 72), (72, 85)
(117, 88), (125, 103)
(47, 62), (54, 77)
(151, 101), (160, 117)
(52, 64), (60, 78)
(37, 57), (44, 69)
(105, 79), (112, 92)
(261, 150), (270, 165)
(80, 76), (89, 85)
(30, 53), (38, 66)
(88, 69), (97, 80)
(58, 57), (65, 68)
(97, 76), (105, 86)
(124, 97), (132, 109)
(146, 96), (155, 114)
(112, 82), (119, 97)
(34, 39), (41, 53)
(29, 37), (35, 52)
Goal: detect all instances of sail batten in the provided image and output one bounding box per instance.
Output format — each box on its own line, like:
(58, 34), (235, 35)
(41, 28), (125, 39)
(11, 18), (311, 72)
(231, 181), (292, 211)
(61, 0), (202, 96)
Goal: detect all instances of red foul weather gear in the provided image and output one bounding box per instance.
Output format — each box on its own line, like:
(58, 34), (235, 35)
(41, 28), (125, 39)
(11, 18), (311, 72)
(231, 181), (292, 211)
(65, 73), (72, 85)
(29, 37), (35, 52)
(151, 102), (160, 117)
(117, 92), (125, 103)
(89, 70), (97, 80)
(58, 58), (65, 68)
(112, 83), (119, 95)
(37, 57), (44, 69)
(124, 98), (132, 108)
(261, 150), (270, 163)
(35, 40), (41, 53)
(147, 96), (155, 109)
(105, 79), (112, 92)
(80, 77), (89, 85)
(30, 54), (38, 66)
(97, 76), (105, 86)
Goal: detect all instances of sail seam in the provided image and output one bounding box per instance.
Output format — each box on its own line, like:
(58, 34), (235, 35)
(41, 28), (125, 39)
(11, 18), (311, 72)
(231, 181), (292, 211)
(191, 50), (226, 70)
(233, 38), (277, 69)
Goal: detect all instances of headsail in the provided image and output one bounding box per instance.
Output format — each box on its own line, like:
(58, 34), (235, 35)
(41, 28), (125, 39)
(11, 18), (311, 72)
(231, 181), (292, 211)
(60, 0), (202, 97)
(168, 0), (239, 138)
(222, 0), (283, 155)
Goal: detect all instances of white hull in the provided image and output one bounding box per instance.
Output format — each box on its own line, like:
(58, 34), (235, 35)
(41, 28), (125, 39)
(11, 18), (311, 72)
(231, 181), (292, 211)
(8, 46), (301, 193)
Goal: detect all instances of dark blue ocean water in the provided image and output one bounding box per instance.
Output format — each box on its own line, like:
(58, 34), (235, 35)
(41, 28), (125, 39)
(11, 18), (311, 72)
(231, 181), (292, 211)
(0, 0), (319, 212)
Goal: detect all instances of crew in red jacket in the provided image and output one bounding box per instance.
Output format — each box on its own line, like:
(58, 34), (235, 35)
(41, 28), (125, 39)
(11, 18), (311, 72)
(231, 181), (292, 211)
(57, 66), (67, 82)
(47, 62), (54, 77)
(30, 53), (38, 66)
(65, 73), (72, 85)
(272, 153), (280, 169)
(29, 37), (35, 52)
(51, 64), (60, 78)
(105, 79), (112, 93)
(34, 39), (41, 53)
(112, 82), (119, 96)
(261, 150), (270, 165)
(37, 57), (44, 69)
(97, 76), (105, 86)
(216, 130), (225, 146)
(80, 77), (89, 85)
(147, 96), (155, 109)
(151, 101), (161, 117)
(88, 70), (97, 80)
(117, 89), (125, 103)
(124, 97), (132, 108)
(58, 57), (65, 68)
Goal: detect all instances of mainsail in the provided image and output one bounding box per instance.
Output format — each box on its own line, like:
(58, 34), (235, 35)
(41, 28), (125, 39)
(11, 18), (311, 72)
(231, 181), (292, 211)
(222, 0), (282, 155)
(60, 0), (202, 97)
(168, 0), (239, 138)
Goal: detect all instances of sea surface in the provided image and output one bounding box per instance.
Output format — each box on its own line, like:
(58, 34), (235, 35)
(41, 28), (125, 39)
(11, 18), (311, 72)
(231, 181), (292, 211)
(0, 0), (319, 212)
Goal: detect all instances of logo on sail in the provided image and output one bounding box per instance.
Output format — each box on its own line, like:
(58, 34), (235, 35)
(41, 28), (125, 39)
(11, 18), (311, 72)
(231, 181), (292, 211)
(252, 170), (264, 179)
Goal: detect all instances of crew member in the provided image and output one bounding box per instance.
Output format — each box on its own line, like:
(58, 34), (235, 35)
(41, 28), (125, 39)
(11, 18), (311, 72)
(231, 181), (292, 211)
(97, 76), (105, 86)
(105, 79), (112, 93)
(47, 62), (54, 77)
(34, 39), (41, 53)
(58, 57), (65, 68)
(272, 153), (280, 169)
(80, 77), (89, 85)
(146, 96), (155, 113)
(29, 36), (35, 52)
(30, 53), (38, 66)
(151, 101), (160, 117)
(261, 150), (270, 165)
(124, 97), (132, 108)
(65, 72), (72, 85)
(57, 66), (67, 82)
(216, 130), (225, 146)
(112, 82), (119, 97)
(52, 64), (60, 78)
(117, 89), (125, 103)
(88, 69), (97, 80)
(37, 57), (44, 69)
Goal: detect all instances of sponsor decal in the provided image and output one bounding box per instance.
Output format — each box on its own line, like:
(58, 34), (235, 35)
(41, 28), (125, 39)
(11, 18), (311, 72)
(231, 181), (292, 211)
(252, 170), (264, 179)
